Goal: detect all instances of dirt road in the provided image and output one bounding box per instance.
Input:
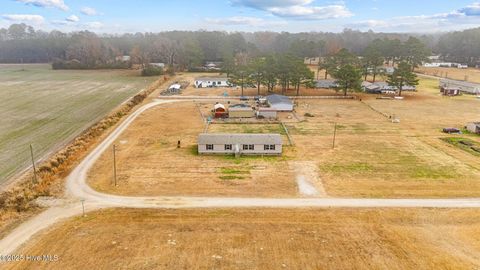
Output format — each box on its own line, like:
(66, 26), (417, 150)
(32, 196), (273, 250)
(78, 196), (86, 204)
(3, 98), (480, 256)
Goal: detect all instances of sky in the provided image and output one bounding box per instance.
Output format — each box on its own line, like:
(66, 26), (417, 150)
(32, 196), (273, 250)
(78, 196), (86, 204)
(1, 0), (480, 33)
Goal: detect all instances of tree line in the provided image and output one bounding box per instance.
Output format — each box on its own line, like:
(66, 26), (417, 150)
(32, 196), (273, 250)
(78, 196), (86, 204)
(228, 54), (314, 96)
(2, 23), (480, 68)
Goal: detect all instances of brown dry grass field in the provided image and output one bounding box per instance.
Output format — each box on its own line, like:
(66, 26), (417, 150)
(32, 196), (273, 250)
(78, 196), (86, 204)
(88, 75), (480, 198)
(416, 67), (480, 83)
(87, 101), (298, 197)
(6, 208), (480, 270)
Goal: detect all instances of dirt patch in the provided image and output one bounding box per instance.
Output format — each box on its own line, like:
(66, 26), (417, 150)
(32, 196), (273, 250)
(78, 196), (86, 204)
(289, 161), (326, 197)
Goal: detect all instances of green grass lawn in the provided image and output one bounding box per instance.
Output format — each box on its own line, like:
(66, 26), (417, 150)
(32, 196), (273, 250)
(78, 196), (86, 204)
(441, 137), (480, 157)
(0, 64), (157, 183)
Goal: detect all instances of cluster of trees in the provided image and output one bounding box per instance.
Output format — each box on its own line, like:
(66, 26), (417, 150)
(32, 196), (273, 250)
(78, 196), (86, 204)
(319, 37), (430, 82)
(1, 23), (474, 68)
(229, 54), (314, 96)
(437, 28), (480, 66)
(319, 40), (422, 96)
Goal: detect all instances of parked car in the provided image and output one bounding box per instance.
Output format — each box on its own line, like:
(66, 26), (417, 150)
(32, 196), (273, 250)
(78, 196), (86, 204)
(442, 128), (462, 134)
(240, 96), (249, 101)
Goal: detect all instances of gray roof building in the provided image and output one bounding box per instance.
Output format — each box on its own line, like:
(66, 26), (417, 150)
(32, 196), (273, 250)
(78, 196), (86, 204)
(440, 79), (480, 94)
(466, 122), (480, 134)
(198, 133), (283, 156)
(316, 80), (338, 89)
(266, 94), (293, 112)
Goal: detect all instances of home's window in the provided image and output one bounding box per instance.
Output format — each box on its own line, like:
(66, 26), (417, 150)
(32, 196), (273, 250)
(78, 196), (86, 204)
(206, 144), (214, 150)
(264, 145), (276, 150)
(225, 144), (232, 150)
(243, 144), (254, 150)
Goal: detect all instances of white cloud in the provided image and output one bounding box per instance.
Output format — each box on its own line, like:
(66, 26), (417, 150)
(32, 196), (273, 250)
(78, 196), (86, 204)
(268, 5), (352, 20)
(346, 2), (480, 32)
(2, 14), (45, 24)
(205, 16), (286, 27)
(459, 2), (480, 16)
(81, 7), (99, 16)
(231, 0), (313, 9)
(16, 0), (69, 11)
(66, 15), (79, 22)
(231, 0), (352, 20)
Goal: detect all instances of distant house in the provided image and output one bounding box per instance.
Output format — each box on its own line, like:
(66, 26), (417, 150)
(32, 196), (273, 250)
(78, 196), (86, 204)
(440, 79), (480, 95)
(256, 108), (277, 119)
(204, 61), (223, 70)
(149, 63), (165, 68)
(380, 67), (395, 75)
(214, 103), (227, 118)
(194, 77), (230, 88)
(228, 104), (255, 118)
(115, 55), (131, 62)
(198, 133), (283, 156)
(428, 55), (441, 62)
(363, 81), (416, 94)
(466, 122), (480, 134)
(304, 57), (320, 65)
(266, 94), (294, 112)
(316, 80), (338, 89)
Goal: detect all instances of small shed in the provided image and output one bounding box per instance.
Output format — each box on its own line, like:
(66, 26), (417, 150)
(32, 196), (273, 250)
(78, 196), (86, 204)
(266, 94), (293, 112)
(229, 104), (255, 118)
(167, 83), (182, 93)
(466, 122), (480, 134)
(198, 133), (283, 156)
(257, 108), (277, 119)
(214, 103), (227, 118)
(440, 86), (460, 96)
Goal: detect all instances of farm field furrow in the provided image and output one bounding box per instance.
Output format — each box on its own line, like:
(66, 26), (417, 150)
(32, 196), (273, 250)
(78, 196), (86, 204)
(0, 64), (156, 183)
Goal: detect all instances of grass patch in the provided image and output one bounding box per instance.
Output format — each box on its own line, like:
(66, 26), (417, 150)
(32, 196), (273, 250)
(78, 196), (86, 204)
(219, 175), (246, 180)
(219, 166), (250, 181)
(409, 166), (459, 179)
(188, 145), (199, 156)
(441, 137), (480, 157)
(221, 154), (285, 163)
(220, 167), (250, 175)
(320, 162), (374, 173)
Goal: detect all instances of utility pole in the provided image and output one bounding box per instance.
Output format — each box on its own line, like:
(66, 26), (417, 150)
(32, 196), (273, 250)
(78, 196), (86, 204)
(30, 144), (37, 184)
(81, 199), (86, 217)
(332, 122), (337, 149)
(113, 144), (117, 187)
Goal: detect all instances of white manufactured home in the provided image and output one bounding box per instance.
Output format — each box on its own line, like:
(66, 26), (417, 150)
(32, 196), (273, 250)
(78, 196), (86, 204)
(194, 77), (230, 88)
(198, 133), (282, 156)
(440, 79), (480, 95)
